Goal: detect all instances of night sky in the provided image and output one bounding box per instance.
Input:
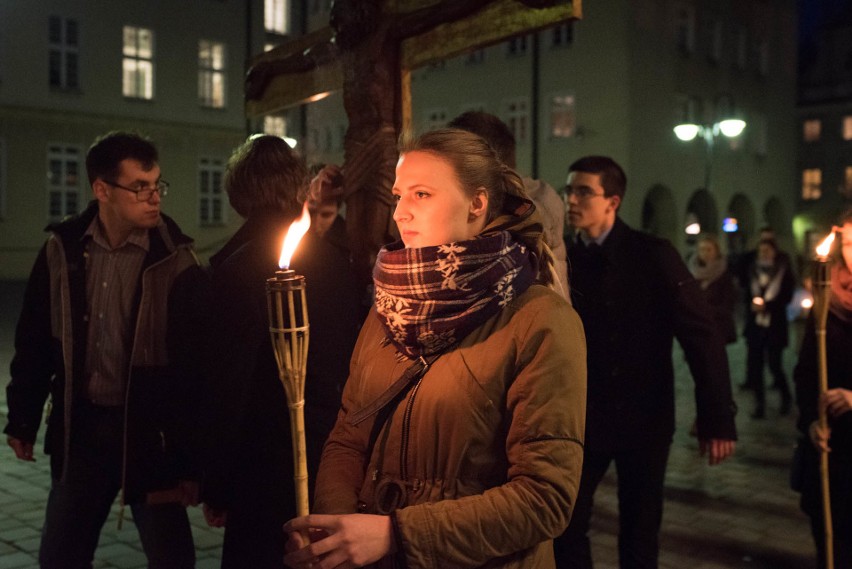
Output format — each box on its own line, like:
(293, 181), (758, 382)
(799, 0), (852, 70)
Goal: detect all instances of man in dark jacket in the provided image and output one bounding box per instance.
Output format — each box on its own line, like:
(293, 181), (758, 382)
(4, 132), (207, 567)
(199, 135), (363, 569)
(553, 156), (738, 569)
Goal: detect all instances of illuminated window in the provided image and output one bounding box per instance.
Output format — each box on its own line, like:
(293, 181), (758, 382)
(47, 145), (81, 221)
(843, 116), (852, 140)
(265, 0), (289, 34)
(199, 158), (225, 225)
(49, 16), (79, 89)
(802, 168), (822, 200)
(845, 166), (852, 195)
(551, 94), (576, 138)
(264, 115), (287, 137)
(803, 119), (821, 142)
(505, 98), (529, 144)
(123, 26), (154, 99)
(199, 40), (226, 108)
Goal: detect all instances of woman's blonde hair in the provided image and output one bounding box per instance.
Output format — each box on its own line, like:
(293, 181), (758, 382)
(398, 128), (562, 292)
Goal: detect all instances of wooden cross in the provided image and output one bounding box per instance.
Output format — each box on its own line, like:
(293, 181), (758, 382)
(246, 0), (582, 284)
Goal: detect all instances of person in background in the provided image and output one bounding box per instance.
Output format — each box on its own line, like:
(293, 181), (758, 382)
(5, 131), (204, 568)
(200, 135), (362, 569)
(556, 155), (736, 569)
(736, 226), (794, 392)
(744, 238), (795, 418)
(794, 210), (852, 569)
(283, 128), (586, 569)
(688, 233), (738, 345)
(448, 110), (570, 300)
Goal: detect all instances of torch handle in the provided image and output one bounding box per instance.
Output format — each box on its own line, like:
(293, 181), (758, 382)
(817, 327), (835, 569)
(288, 397), (310, 517)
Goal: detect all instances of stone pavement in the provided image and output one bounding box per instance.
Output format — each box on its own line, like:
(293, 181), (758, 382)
(0, 280), (816, 568)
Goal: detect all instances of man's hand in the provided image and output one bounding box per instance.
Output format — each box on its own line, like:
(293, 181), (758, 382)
(7, 436), (35, 462)
(822, 388), (852, 419)
(308, 164), (344, 208)
(202, 503), (228, 528)
(699, 438), (735, 465)
(809, 420), (832, 453)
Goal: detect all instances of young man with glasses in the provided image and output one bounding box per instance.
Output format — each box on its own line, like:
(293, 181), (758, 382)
(5, 131), (207, 567)
(555, 155), (738, 569)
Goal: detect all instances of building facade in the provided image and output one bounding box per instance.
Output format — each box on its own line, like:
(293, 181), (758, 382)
(798, 6), (852, 253)
(0, 0), (288, 279)
(284, 0), (798, 258)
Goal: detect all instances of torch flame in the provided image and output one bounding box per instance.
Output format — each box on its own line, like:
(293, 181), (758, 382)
(815, 232), (836, 258)
(279, 202), (312, 269)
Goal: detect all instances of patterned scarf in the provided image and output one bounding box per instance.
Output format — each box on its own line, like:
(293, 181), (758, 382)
(830, 262), (852, 323)
(373, 231), (535, 358)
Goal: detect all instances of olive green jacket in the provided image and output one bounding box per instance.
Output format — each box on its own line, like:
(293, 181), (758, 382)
(314, 285), (587, 568)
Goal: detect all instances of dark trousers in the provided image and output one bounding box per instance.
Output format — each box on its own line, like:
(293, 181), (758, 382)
(39, 404), (195, 569)
(746, 337), (790, 411)
(554, 443), (670, 569)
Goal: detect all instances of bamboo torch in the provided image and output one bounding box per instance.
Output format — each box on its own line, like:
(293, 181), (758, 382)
(813, 230), (836, 569)
(266, 204), (311, 517)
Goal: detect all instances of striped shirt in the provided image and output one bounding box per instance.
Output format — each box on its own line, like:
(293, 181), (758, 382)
(83, 216), (149, 406)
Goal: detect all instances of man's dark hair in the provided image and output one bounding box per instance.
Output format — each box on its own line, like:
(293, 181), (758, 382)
(225, 135), (306, 218)
(447, 111), (517, 168)
(86, 131), (158, 186)
(568, 155), (627, 200)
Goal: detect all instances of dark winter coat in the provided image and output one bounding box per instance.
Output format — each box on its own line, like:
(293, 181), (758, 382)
(566, 217), (737, 451)
(4, 201), (207, 504)
(200, 211), (364, 514)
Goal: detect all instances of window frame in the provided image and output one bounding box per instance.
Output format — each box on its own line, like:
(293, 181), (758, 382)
(265, 0), (290, 35)
(198, 39), (227, 109)
(48, 15), (80, 90)
(46, 143), (83, 222)
(801, 168), (822, 201)
(122, 25), (155, 100)
(503, 97), (530, 145)
(198, 157), (226, 226)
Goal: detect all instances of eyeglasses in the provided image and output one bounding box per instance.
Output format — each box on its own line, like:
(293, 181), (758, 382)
(565, 186), (606, 200)
(104, 179), (169, 201)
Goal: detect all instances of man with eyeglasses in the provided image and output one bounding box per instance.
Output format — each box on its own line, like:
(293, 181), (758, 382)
(554, 156), (738, 569)
(5, 131), (206, 567)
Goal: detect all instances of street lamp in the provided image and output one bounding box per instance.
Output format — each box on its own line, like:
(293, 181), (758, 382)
(674, 98), (746, 192)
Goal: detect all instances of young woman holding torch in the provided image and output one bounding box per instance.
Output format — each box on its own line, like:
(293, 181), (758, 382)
(283, 128), (587, 569)
(795, 209), (852, 569)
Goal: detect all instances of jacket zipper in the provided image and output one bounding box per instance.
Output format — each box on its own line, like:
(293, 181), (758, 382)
(399, 356), (430, 481)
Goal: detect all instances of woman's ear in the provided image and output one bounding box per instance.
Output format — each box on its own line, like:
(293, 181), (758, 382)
(469, 188), (489, 221)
